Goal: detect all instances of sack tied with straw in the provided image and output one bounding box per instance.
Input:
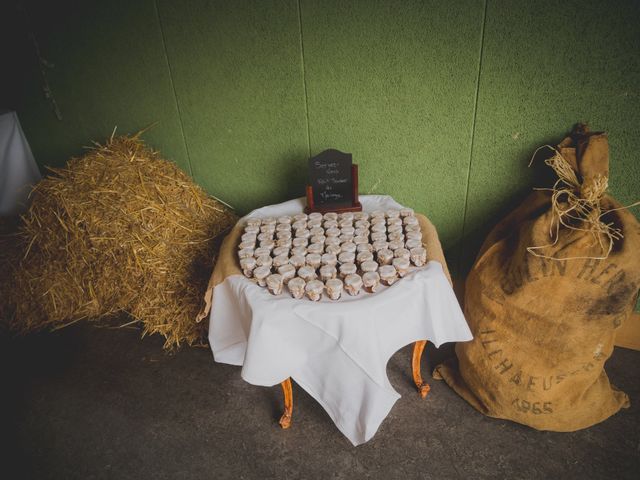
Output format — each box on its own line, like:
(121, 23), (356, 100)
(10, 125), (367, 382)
(435, 125), (640, 431)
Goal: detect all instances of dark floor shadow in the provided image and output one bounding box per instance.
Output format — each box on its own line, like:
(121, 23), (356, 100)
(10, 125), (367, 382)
(266, 383), (284, 422)
(0, 325), (85, 480)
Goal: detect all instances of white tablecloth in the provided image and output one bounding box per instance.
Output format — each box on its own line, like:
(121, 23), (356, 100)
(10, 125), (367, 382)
(208, 195), (472, 445)
(0, 111), (41, 215)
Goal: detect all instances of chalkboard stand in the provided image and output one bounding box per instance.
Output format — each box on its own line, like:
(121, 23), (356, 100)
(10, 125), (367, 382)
(305, 164), (362, 214)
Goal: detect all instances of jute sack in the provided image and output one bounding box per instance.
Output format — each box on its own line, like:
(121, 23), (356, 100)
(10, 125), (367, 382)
(435, 125), (640, 431)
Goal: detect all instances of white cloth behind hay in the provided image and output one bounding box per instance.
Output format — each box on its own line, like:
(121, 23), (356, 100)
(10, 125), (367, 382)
(0, 111), (41, 215)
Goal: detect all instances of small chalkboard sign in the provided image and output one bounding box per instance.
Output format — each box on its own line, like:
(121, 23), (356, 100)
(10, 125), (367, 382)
(305, 149), (362, 213)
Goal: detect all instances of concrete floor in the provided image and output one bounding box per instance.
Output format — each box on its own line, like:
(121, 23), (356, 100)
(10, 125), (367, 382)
(2, 324), (639, 480)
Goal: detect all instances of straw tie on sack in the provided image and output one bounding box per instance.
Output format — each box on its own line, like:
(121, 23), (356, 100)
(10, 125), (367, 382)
(527, 145), (638, 261)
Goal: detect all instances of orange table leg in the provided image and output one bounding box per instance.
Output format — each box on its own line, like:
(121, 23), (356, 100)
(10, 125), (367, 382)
(412, 340), (430, 398)
(279, 377), (293, 429)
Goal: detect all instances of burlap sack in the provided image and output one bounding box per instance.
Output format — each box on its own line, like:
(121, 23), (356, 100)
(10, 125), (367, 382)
(435, 126), (640, 431)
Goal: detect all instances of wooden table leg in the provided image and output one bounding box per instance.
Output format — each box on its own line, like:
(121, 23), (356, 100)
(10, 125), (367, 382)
(279, 377), (293, 429)
(412, 340), (431, 398)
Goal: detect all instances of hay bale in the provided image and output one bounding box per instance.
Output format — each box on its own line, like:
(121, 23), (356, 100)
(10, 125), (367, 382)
(4, 133), (237, 349)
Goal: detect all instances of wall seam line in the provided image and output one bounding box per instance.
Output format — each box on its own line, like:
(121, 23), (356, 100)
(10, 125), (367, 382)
(154, 0), (195, 179)
(296, 0), (312, 158)
(459, 0), (489, 273)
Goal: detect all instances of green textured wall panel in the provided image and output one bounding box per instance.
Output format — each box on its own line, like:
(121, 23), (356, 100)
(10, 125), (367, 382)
(9, 0), (639, 294)
(462, 0), (640, 271)
(299, 0), (486, 253)
(157, 0), (309, 214)
(14, 0), (189, 173)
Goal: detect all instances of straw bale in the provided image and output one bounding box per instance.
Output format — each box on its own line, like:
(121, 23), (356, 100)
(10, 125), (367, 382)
(3, 133), (236, 349)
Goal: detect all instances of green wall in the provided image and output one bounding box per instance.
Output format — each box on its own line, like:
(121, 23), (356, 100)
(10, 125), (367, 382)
(6, 0), (640, 276)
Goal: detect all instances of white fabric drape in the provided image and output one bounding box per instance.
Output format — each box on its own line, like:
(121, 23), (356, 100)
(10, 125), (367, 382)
(208, 196), (472, 445)
(0, 111), (41, 215)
